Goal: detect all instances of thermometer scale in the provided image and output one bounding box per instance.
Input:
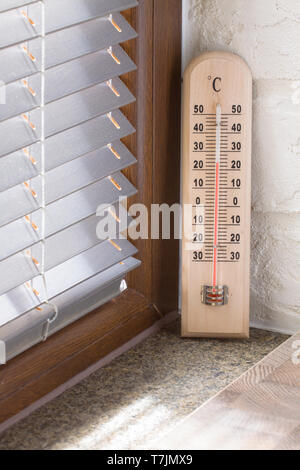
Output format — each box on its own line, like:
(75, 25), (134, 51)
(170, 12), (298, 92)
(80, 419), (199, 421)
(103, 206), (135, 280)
(181, 52), (252, 338)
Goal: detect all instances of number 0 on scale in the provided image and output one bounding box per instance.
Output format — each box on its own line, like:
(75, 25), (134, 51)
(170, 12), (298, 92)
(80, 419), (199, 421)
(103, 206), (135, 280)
(181, 51), (252, 338)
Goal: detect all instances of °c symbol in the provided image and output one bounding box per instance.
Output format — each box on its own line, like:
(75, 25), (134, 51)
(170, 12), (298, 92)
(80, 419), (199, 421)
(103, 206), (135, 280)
(213, 77), (221, 92)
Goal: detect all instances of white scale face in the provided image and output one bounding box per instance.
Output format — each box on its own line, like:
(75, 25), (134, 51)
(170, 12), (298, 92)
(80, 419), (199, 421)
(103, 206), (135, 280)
(181, 51), (252, 338)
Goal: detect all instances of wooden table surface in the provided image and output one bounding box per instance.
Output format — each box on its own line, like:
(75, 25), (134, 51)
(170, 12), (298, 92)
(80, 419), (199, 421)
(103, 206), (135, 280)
(157, 331), (300, 450)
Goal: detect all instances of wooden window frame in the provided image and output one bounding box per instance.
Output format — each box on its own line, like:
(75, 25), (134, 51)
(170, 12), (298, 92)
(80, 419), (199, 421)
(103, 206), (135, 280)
(0, 0), (182, 424)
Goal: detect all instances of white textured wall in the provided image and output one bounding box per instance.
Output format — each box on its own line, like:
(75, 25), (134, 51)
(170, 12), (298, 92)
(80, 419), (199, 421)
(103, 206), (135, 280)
(183, 0), (300, 333)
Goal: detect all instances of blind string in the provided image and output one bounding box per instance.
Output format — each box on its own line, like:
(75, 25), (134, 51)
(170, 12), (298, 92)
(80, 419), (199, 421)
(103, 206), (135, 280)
(38, 1), (58, 340)
(20, 12), (39, 310)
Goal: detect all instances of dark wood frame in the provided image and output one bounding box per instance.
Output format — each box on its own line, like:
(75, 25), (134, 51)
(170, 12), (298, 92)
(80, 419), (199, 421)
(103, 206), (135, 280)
(0, 0), (182, 424)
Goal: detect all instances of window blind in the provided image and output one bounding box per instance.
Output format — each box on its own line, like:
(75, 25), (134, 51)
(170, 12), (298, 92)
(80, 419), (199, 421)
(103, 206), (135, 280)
(0, 0), (139, 364)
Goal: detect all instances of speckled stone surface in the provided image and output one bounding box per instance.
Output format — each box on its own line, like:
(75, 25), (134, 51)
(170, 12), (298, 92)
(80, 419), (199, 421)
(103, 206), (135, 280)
(0, 319), (288, 450)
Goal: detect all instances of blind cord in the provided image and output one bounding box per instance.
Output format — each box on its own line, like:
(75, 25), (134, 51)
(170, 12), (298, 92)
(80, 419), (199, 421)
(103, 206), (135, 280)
(39, 1), (58, 340)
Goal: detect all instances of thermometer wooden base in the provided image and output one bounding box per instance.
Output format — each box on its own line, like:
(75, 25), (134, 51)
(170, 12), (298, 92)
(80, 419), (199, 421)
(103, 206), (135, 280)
(181, 51), (252, 338)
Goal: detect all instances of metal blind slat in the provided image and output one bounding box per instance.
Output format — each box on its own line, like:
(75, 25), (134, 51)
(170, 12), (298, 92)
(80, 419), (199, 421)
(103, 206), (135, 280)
(0, 136), (134, 192)
(46, 46), (136, 103)
(0, 257), (140, 352)
(46, 238), (137, 297)
(4, 258), (140, 361)
(0, 144), (41, 193)
(0, 163), (136, 227)
(0, 13), (136, 85)
(0, 106), (134, 159)
(0, 109), (40, 158)
(45, 109), (135, 170)
(0, 76), (135, 138)
(44, 209), (133, 271)
(0, 252), (39, 296)
(0, 76), (40, 124)
(0, 236), (137, 297)
(0, 1), (138, 48)
(0, 48), (135, 125)
(0, 4), (40, 49)
(46, 13), (137, 69)
(0, 209), (133, 296)
(0, 169), (137, 262)
(46, 77), (135, 137)
(0, 146), (136, 259)
(45, 0), (138, 33)
(0, 1), (36, 12)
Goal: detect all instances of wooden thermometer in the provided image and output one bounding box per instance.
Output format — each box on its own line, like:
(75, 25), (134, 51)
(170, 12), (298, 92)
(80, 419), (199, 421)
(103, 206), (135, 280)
(181, 51), (252, 338)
